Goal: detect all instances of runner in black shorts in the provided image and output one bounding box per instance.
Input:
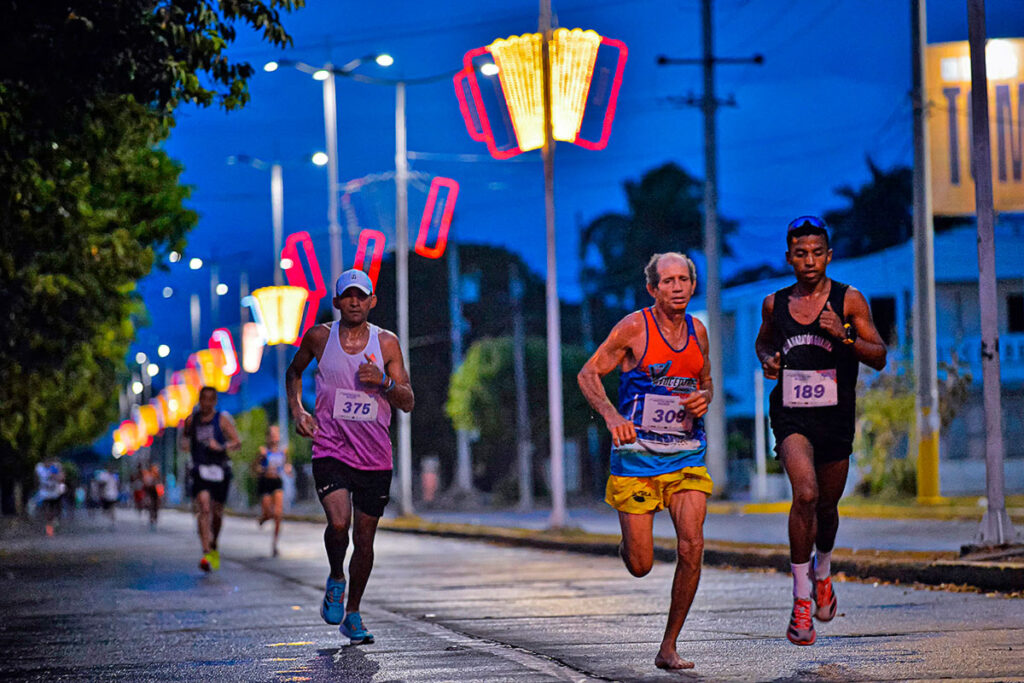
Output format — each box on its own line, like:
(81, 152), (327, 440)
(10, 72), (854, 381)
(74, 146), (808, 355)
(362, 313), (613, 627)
(254, 424), (291, 557)
(180, 386), (241, 572)
(755, 216), (886, 646)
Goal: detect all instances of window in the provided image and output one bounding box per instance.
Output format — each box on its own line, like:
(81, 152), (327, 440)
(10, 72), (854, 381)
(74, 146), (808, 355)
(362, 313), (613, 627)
(1009, 293), (1024, 333)
(870, 296), (897, 346)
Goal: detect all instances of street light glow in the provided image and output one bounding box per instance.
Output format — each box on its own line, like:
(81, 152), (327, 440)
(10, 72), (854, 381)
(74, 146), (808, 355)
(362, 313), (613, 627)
(375, 54), (394, 67)
(311, 151), (329, 166)
(313, 69), (330, 81)
(157, 344), (170, 358)
(280, 258), (294, 270)
(216, 283), (229, 296)
(480, 63), (499, 76)
(169, 251), (181, 263)
(189, 257), (203, 270)
(162, 286), (174, 298)
(264, 61), (280, 72)
(147, 363), (159, 377)
(135, 352), (147, 364)
(131, 381), (144, 395)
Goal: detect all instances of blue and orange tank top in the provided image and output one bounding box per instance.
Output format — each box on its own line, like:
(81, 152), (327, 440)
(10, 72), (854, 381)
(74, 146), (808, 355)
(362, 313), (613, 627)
(611, 308), (707, 477)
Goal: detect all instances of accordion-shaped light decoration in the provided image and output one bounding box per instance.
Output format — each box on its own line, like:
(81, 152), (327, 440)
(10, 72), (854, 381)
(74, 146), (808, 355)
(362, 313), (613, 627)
(250, 286), (309, 346)
(454, 28), (627, 159)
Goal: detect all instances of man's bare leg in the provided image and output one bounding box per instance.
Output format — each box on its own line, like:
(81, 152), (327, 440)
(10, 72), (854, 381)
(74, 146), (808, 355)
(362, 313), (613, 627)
(617, 510), (656, 577)
(195, 490), (213, 553)
(321, 489), (353, 582)
(655, 489), (707, 670)
(814, 458), (849, 554)
(345, 508), (381, 613)
(779, 434), (818, 564)
(210, 501), (224, 550)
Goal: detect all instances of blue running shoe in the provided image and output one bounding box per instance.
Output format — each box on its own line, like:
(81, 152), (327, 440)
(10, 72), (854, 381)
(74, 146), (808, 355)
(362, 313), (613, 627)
(339, 612), (374, 644)
(320, 577), (346, 625)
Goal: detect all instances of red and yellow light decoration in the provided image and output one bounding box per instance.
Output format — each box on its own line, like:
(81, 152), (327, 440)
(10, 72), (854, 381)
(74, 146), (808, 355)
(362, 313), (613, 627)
(415, 177), (459, 259)
(250, 286), (309, 346)
(241, 321), (265, 373)
(454, 27), (627, 159)
(282, 231), (327, 340)
(353, 230), (387, 289)
(209, 328), (239, 378)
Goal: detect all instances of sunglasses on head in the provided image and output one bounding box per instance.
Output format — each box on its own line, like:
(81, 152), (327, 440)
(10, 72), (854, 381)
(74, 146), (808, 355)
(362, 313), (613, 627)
(787, 215), (828, 233)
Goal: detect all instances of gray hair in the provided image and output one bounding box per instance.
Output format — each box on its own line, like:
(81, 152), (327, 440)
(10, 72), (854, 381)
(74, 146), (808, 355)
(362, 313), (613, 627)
(645, 252), (696, 289)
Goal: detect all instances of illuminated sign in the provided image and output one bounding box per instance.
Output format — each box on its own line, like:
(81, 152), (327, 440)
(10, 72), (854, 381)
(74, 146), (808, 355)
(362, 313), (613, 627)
(282, 231), (326, 340)
(415, 177), (459, 259)
(454, 28), (628, 159)
(209, 328), (239, 377)
(353, 229), (386, 288)
(926, 39), (1024, 214)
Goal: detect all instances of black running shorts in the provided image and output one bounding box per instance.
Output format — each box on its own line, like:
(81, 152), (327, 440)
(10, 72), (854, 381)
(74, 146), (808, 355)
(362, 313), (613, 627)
(257, 476), (283, 496)
(312, 457), (392, 518)
(770, 411), (853, 464)
(192, 468), (231, 505)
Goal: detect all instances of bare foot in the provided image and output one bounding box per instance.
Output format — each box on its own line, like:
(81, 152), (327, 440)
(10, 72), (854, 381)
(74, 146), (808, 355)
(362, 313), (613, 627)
(655, 650), (694, 670)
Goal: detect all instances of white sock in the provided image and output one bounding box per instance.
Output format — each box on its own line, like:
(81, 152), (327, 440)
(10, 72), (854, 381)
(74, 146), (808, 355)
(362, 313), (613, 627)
(791, 561), (813, 599)
(814, 551), (832, 580)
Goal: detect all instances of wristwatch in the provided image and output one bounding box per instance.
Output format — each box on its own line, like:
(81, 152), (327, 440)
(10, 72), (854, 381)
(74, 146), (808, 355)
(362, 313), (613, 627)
(842, 323), (857, 345)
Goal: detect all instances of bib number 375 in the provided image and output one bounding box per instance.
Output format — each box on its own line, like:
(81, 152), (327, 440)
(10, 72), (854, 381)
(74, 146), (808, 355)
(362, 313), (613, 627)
(782, 369), (838, 407)
(333, 389), (379, 422)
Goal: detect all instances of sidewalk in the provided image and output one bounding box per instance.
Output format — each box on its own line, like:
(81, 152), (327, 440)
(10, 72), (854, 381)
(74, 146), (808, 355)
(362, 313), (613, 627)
(270, 497), (1024, 594)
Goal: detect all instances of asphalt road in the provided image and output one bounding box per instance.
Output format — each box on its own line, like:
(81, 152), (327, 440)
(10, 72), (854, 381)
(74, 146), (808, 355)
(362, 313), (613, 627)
(1, 509), (1021, 682)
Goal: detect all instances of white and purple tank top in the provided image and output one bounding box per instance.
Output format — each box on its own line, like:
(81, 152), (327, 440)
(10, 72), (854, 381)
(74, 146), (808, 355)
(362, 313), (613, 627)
(313, 322), (393, 470)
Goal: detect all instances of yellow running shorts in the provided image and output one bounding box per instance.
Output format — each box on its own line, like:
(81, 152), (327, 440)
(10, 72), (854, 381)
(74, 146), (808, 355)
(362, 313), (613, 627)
(605, 466), (714, 514)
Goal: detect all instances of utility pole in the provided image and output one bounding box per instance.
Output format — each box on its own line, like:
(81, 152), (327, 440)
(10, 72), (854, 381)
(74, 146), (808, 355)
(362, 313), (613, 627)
(323, 65), (343, 321)
(911, 0), (942, 504)
(271, 163), (289, 450)
(656, 0), (763, 494)
(966, 0), (1016, 545)
(449, 239), (474, 493)
(395, 81), (414, 517)
(539, 0), (567, 528)
(511, 263), (534, 511)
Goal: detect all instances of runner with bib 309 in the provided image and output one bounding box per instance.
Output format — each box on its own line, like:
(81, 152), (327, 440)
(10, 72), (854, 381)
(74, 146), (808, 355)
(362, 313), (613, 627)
(286, 268), (414, 645)
(754, 216), (886, 646)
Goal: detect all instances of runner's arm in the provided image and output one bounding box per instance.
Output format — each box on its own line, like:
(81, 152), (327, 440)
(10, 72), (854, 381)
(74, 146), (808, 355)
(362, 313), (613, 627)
(682, 317), (713, 417)
(219, 413), (241, 452)
(843, 288), (887, 370)
(378, 331), (415, 413)
(754, 295), (782, 380)
(287, 325), (328, 437)
(577, 314), (642, 446)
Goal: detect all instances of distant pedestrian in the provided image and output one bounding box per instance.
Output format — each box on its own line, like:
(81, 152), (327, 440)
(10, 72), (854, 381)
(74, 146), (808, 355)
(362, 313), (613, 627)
(287, 269), (414, 645)
(141, 462), (163, 530)
(577, 252), (713, 670)
(180, 386), (241, 572)
(94, 465), (120, 528)
(35, 457), (65, 537)
(254, 424), (291, 557)
(754, 216), (886, 645)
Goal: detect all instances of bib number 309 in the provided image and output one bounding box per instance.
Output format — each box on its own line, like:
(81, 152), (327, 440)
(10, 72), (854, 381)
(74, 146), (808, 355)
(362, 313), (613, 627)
(782, 369), (838, 407)
(333, 389), (379, 422)
(641, 394), (692, 434)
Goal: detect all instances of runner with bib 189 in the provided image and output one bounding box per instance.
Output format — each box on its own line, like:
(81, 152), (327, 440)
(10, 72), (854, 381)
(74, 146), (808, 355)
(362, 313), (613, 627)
(754, 216), (886, 646)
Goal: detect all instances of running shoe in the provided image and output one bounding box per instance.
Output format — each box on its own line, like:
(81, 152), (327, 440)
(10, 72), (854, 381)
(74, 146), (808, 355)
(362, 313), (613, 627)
(320, 576), (346, 624)
(199, 553), (212, 572)
(339, 612), (374, 644)
(813, 575), (838, 622)
(209, 549), (221, 571)
(787, 598), (816, 645)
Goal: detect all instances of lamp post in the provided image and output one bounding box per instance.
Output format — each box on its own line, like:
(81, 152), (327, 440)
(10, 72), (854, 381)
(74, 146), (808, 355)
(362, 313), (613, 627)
(264, 54), (393, 319)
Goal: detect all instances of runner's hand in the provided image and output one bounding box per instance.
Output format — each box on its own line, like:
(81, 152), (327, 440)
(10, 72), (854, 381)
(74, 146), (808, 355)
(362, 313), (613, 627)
(357, 353), (385, 386)
(819, 301), (845, 339)
(681, 389), (710, 418)
(605, 414), (637, 447)
(206, 439), (223, 452)
(761, 352), (781, 380)
(295, 411), (318, 438)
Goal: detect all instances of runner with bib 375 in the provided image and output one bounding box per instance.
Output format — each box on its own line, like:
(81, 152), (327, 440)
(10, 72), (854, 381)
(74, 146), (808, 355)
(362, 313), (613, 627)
(754, 216), (886, 646)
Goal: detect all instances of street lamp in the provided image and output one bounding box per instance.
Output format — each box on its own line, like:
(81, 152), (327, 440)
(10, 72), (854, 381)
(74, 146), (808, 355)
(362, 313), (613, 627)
(263, 54), (393, 314)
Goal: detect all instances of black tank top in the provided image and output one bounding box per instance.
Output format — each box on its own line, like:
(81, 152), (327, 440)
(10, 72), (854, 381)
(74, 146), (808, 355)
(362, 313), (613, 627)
(768, 281), (859, 424)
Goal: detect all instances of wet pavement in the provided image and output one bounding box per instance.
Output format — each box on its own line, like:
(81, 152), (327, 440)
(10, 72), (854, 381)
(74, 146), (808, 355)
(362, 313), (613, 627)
(1, 509), (1021, 681)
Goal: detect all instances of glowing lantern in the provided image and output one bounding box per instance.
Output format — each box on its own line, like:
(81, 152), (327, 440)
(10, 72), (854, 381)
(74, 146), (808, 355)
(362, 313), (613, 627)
(415, 177), (459, 259)
(352, 231), (386, 290)
(282, 231), (327, 340)
(135, 404), (161, 437)
(250, 286), (309, 346)
(190, 349), (231, 392)
(209, 328), (239, 377)
(454, 28), (627, 158)
(242, 322), (265, 373)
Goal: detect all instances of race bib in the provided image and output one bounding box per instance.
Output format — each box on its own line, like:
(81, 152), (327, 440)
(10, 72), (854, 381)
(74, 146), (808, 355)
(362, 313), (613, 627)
(640, 393), (692, 434)
(333, 389), (379, 422)
(197, 464), (225, 482)
(782, 369), (838, 407)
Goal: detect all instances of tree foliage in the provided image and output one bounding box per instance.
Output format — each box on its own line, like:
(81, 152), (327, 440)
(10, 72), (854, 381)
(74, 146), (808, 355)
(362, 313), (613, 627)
(580, 162), (736, 332)
(824, 159), (967, 259)
(0, 1), (303, 499)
